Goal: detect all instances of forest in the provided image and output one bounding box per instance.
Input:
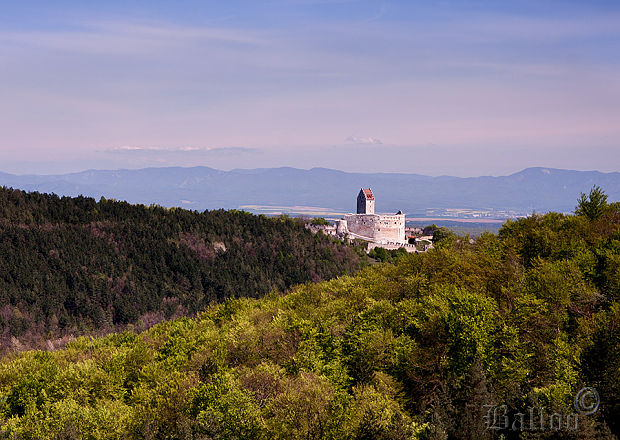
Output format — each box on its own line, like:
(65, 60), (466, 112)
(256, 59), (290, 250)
(0, 187), (365, 353)
(0, 187), (617, 439)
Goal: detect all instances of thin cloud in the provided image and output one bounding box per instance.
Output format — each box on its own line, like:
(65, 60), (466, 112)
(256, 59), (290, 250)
(102, 146), (257, 154)
(92, 20), (268, 45)
(0, 20), (268, 55)
(345, 136), (383, 145)
(364, 4), (387, 23)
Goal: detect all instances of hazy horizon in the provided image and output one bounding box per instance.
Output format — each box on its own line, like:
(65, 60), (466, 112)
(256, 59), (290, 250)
(2, 0), (619, 176)
(1, 163), (620, 180)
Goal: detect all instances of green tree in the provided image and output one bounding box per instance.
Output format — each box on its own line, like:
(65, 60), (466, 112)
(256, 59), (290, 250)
(311, 217), (330, 226)
(576, 185), (608, 220)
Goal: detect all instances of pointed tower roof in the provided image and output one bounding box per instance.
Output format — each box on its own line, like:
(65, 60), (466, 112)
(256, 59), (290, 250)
(360, 188), (374, 200)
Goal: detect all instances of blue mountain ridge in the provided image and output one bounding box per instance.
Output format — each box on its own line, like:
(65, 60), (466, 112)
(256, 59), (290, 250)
(1, 166), (619, 217)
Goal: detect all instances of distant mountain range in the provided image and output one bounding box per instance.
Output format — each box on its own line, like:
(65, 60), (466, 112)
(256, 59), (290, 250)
(1, 166), (619, 217)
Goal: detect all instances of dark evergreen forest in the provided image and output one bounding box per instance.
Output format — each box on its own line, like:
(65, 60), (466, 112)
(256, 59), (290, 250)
(0, 187), (364, 352)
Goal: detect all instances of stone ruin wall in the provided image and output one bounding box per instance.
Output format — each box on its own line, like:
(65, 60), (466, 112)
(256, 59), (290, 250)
(344, 213), (406, 243)
(343, 214), (378, 238)
(373, 214), (406, 243)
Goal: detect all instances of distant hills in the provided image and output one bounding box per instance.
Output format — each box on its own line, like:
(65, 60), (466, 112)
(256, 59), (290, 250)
(1, 166), (619, 217)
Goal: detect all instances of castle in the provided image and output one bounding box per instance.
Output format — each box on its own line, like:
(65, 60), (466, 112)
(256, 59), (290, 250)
(337, 188), (406, 244)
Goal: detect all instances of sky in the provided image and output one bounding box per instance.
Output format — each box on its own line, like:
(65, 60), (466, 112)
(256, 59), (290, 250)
(1, 0), (619, 176)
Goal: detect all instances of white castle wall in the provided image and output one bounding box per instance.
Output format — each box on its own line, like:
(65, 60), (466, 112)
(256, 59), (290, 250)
(344, 213), (405, 243)
(368, 242), (417, 253)
(343, 214), (378, 239)
(374, 214), (406, 243)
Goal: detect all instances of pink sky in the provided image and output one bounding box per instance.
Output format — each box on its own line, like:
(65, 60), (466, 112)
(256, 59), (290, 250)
(1, 1), (619, 176)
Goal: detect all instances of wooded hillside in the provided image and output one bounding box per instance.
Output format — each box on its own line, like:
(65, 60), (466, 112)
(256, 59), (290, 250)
(0, 187), (365, 352)
(0, 189), (618, 439)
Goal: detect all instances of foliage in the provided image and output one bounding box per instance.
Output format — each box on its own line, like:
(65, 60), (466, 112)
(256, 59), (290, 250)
(0, 189), (618, 438)
(368, 246), (409, 263)
(0, 187), (365, 353)
(576, 185), (609, 220)
(312, 217), (331, 226)
(423, 225), (457, 249)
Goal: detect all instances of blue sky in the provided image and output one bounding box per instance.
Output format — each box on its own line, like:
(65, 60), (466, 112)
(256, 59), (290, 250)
(1, 0), (619, 176)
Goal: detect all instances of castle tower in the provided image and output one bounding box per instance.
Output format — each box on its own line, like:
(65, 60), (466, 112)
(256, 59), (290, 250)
(357, 188), (375, 214)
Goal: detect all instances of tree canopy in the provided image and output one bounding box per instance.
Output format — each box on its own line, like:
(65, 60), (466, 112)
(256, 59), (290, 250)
(0, 187), (365, 353)
(576, 185), (609, 220)
(0, 190), (618, 439)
